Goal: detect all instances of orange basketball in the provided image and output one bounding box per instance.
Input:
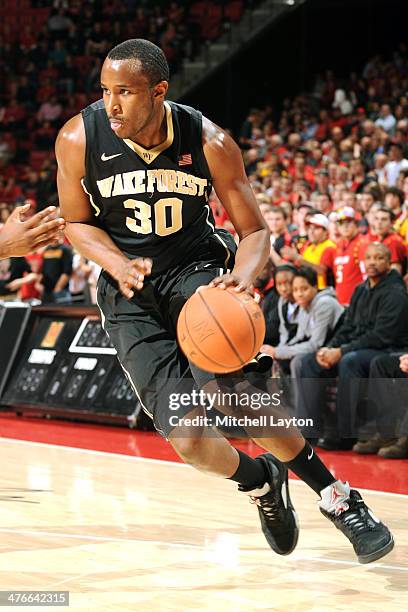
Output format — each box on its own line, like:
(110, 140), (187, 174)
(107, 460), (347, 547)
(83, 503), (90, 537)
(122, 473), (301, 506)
(177, 286), (266, 374)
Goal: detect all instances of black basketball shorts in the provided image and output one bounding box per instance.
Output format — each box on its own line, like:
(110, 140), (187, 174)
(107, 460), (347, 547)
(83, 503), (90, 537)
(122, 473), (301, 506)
(96, 231), (237, 437)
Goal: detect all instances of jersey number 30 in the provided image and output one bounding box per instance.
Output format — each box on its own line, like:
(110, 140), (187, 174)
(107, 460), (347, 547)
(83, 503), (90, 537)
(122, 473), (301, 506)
(124, 198), (182, 236)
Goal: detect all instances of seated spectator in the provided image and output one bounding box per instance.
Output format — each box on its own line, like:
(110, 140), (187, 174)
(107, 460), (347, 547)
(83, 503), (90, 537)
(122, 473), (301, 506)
(19, 253), (43, 302)
(0, 136), (14, 167)
(87, 259), (102, 304)
(253, 258), (280, 348)
(47, 8), (73, 40)
(384, 186), (404, 219)
(263, 206), (294, 266)
(261, 267), (344, 377)
(293, 243), (408, 446)
(85, 22), (108, 58)
(282, 213), (336, 289)
(41, 239), (73, 303)
(361, 206), (407, 275)
(34, 121), (57, 151)
(0, 256), (37, 299)
(37, 96), (63, 126)
(69, 252), (92, 302)
(332, 89), (354, 115)
(321, 206), (365, 305)
(0, 204), (10, 226)
(290, 202), (316, 250)
(385, 143), (408, 187)
(374, 152), (389, 185)
(313, 193), (333, 215)
(375, 104), (397, 136)
(353, 352), (408, 458)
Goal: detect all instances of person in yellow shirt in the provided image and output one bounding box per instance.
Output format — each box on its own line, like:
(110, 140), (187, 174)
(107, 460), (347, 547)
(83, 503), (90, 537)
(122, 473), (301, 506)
(281, 213), (336, 288)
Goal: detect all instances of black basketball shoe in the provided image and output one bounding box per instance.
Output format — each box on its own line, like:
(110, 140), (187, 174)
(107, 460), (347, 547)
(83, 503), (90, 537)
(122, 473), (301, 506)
(239, 453), (299, 555)
(319, 481), (394, 564)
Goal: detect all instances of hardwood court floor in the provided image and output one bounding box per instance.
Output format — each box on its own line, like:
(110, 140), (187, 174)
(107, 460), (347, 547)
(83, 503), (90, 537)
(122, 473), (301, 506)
(0, 437), (407, 612)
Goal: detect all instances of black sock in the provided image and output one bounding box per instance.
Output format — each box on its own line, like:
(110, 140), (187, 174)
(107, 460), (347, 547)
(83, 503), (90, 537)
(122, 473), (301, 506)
(284, 442), (335, 496)
(228, 449), (266, 489)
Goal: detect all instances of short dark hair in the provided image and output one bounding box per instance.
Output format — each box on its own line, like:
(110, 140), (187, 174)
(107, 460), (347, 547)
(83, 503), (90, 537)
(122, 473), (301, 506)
(107, 39), (170, 86)
(376, 205), (395, 221)
(268, 205), (287, 220)
(385, 187), (404, 206)
(274, 264), (297, 280)
(293, 266), (318, 287)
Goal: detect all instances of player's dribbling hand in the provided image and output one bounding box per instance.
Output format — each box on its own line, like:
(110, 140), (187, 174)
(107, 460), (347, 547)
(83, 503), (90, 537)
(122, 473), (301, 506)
(209, 273), (254, 294)
(118, 257), (152, 299)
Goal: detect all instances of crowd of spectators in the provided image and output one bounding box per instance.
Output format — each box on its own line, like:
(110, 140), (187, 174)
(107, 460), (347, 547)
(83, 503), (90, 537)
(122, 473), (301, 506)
(230, 44), (408, 459)
(0, 4), (407, 455)
(0, 0), (247, 205)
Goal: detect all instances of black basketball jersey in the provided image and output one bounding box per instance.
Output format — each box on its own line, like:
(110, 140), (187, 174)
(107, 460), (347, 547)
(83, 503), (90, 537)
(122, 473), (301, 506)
(81, 99), (228, 275)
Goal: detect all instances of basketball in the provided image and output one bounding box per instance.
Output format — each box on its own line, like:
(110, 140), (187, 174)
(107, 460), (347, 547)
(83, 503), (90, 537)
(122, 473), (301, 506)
(177, 286), (266, 373)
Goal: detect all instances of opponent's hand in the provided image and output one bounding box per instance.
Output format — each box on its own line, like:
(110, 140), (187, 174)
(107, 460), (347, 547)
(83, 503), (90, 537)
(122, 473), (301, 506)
(117, 257), (152, 299)
(0, 205), (66, 259)
(209, 272), (253, 293)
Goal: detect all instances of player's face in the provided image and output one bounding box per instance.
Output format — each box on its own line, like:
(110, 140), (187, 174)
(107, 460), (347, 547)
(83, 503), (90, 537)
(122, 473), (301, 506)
(292, 277), (317, 308)
(364, 246), (390, 278)
(275, 271), (295, 301)
(100, 59), (166, 140)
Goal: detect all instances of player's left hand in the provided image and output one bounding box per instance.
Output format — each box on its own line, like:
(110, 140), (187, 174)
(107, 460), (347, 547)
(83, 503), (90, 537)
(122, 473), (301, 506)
(209, 273), (254, 293)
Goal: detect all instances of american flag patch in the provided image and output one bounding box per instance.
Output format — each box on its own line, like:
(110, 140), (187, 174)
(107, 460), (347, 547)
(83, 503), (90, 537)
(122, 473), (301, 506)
(178, 153), (192, 166)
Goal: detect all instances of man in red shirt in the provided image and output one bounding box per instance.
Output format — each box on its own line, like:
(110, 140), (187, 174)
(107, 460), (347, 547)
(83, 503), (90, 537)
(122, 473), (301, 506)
(321, 207), (364, 305)
(263, 206), (294, 266)
(360, 206), (407, 275)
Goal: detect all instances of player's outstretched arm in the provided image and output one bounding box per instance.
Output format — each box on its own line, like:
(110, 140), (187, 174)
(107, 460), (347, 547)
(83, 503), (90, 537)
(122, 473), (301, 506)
(0, 204), (65, 259)
(202, 117), (270, 292)
(55, 114), (151, 298)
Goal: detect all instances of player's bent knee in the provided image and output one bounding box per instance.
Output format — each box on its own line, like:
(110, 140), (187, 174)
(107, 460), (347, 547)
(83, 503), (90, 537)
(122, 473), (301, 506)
(169, 436), (208, 467)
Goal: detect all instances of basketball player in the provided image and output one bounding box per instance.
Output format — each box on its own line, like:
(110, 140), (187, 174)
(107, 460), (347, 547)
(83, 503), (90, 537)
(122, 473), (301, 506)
(0, 204), (65, 260)
(55, 39), (393, 563)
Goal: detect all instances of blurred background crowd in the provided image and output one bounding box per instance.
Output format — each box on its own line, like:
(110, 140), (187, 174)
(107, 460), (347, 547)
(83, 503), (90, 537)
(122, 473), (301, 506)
(0, 1), (407, 455)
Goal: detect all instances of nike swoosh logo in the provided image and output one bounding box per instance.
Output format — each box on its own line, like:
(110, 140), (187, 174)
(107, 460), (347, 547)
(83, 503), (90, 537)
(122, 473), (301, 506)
(308, 449), (314, 460)
(101, 153), (123, 161)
